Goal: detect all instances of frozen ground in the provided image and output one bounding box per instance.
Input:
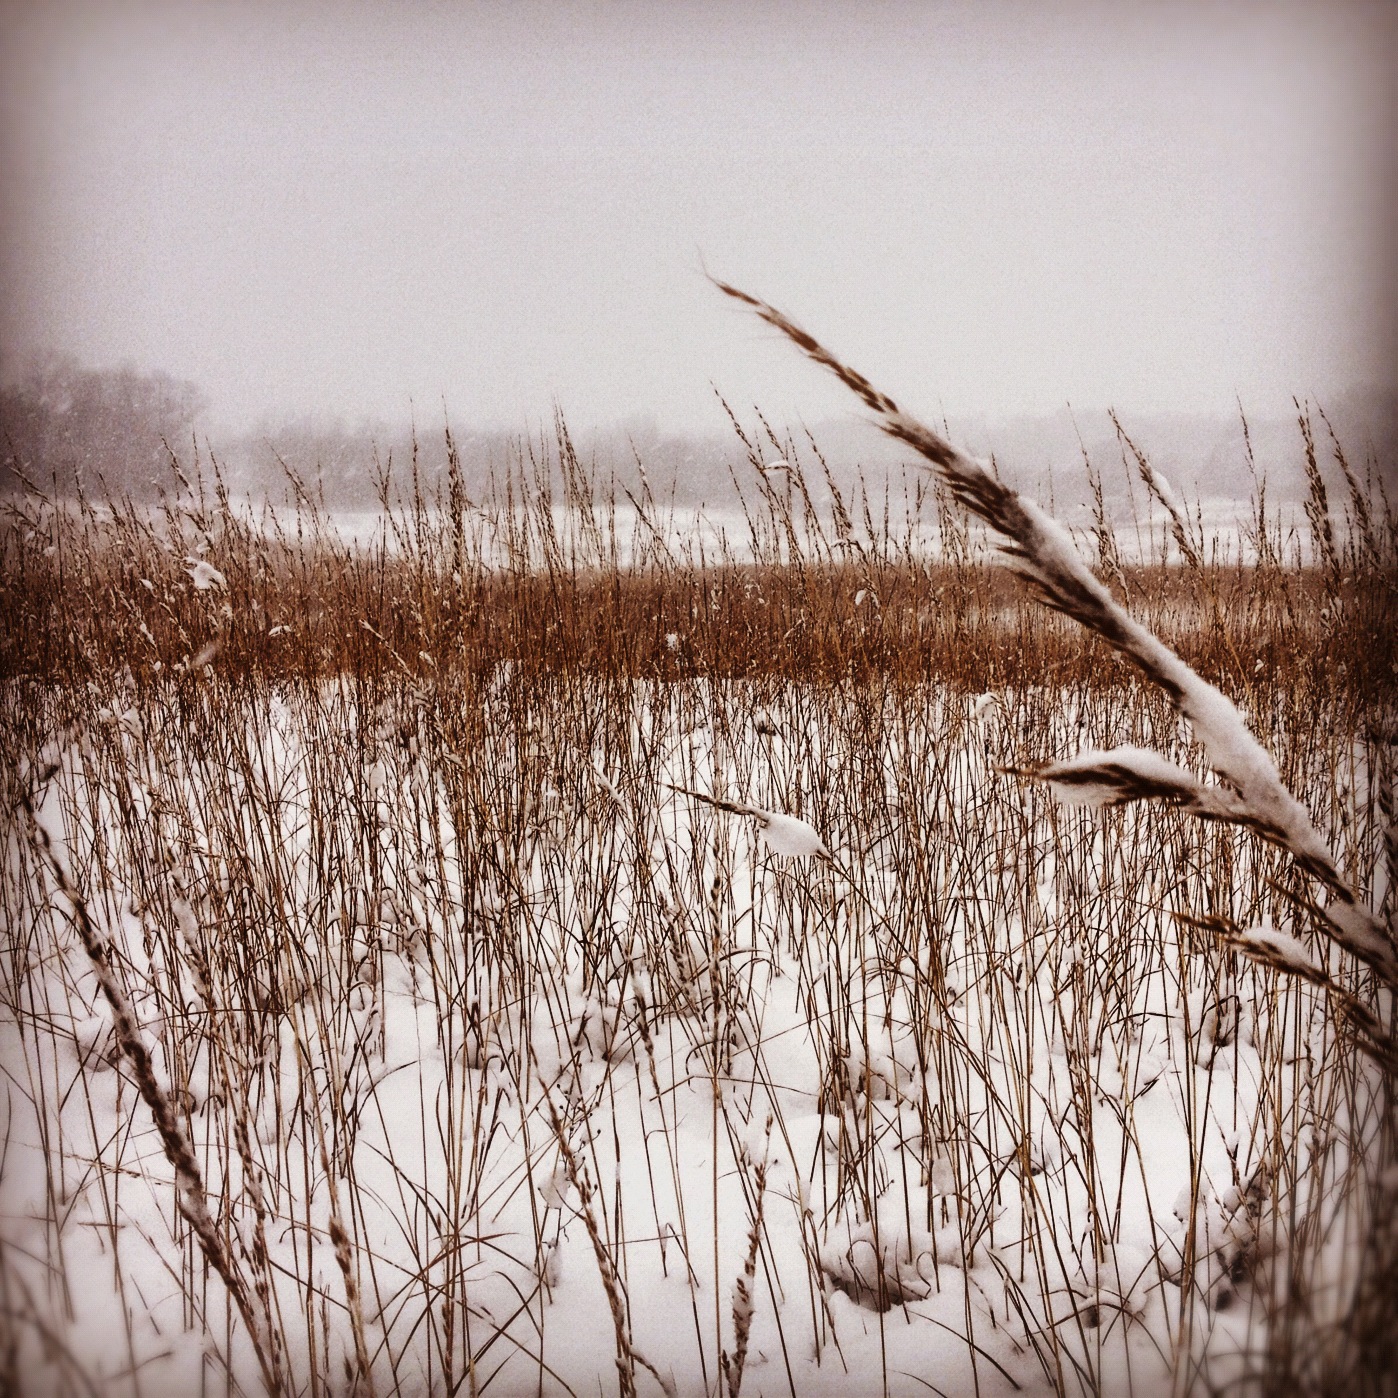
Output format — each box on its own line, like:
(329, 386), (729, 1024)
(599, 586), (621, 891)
(2, 674), (1390, 1396)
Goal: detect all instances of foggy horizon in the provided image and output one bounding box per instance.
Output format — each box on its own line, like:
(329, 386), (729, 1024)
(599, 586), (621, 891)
(2, 0), (1394, 442)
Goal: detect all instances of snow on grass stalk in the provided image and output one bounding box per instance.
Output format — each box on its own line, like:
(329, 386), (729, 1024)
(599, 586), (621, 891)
(712, 277), (1398, 995)
(664, 782), (832, 860)
(538, 1066), (676, 1398)
(721, 1137), (768, 1398)
(19, 773), (288, 1397)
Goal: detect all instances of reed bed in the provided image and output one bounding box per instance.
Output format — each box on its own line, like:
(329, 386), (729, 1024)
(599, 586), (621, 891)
(1, 382), (1394, 1397)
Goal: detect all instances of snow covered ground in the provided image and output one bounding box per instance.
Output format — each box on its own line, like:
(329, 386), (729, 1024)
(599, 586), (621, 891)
(2, 673), (1390, 1396)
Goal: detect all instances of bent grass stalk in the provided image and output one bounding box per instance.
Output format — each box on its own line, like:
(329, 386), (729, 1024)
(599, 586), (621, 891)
(19, 779), (288, 1398)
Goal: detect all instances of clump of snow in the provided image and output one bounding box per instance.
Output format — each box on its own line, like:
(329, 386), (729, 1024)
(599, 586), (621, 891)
(753, 808), (829, 858)
(667, 783), (832, 859)
(1148, 468), (1185, 519)
(820, 1219), (963, 1309)
(184, 557), (227, 591)
(1041, 746), (1199, 809)
(1233, 925), (1321, 976)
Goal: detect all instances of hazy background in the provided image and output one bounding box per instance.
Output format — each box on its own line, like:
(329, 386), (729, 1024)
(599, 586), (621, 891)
(0, 0), (1393, 502)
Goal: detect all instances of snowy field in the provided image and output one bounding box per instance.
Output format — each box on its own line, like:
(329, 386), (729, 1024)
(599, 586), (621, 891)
(4, 667), (1391, 1397)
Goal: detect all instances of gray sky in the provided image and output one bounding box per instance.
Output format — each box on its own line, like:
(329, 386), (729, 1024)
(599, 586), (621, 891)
(2, 0), (1393, 437)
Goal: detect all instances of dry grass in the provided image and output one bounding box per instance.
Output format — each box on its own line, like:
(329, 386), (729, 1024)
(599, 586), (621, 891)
(1, 378), (1395, 1397)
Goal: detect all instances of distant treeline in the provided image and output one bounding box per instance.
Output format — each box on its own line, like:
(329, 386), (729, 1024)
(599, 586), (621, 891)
(3, 354), (1393, 508)
(212, 415), (744, 511)
(0, 356), (205, 498)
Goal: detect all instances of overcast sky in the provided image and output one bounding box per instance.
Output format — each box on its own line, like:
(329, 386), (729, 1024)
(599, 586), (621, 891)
(1, 0), (1393, 437)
